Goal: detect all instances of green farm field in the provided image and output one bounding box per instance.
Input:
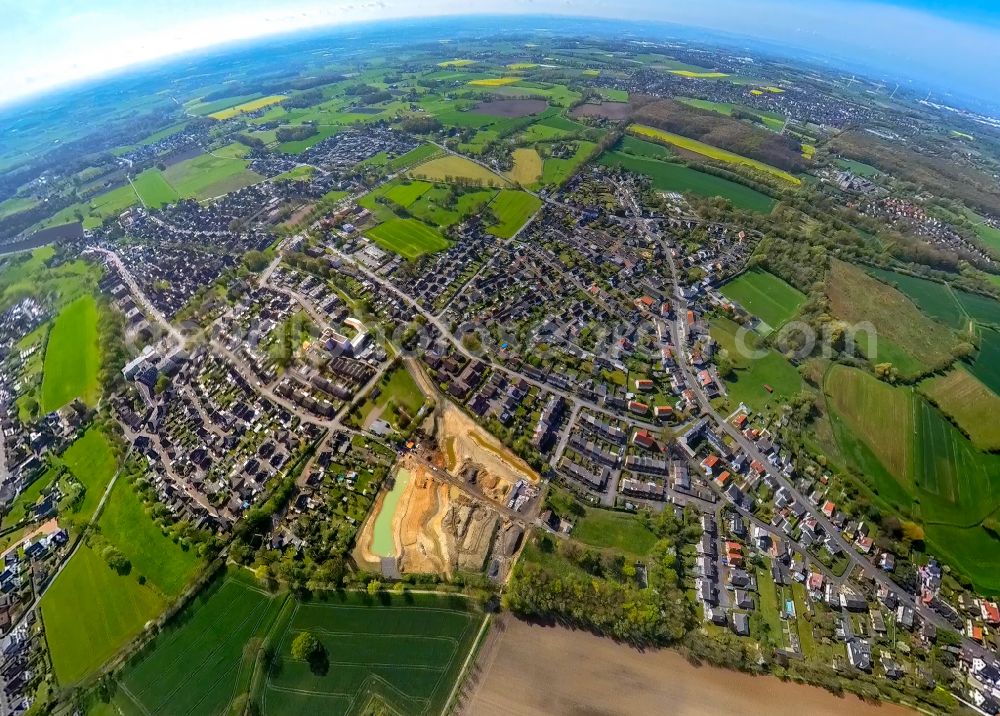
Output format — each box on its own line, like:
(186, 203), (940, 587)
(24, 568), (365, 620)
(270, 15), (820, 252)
(112, 572), (289, 716)
(720, 269), (806, 330)
(629, 124), (800, 185)
(40, 294), (100, 412)
(264, 592), (483, 716)
(39, 183), (139, 230)
(598, 149), (775, 213)
(866, 267), (968, 329)
(0, 196), (37, 219)
(970, 328), (1000, 394)
(366, 218), (450, 259)
(824, 365), (915, 484)
(920, 367), (1000, 451)
(677, 97), (784, 131)
(954, 288), (1000, 327)
(823, 364), (1000, 592)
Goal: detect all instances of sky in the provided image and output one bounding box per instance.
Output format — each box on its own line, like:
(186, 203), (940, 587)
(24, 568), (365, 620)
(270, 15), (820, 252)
(4, 0), (1000, 106)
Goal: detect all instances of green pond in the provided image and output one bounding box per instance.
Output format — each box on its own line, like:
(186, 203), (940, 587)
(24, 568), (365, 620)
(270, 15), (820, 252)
(371, 468), (412, 557)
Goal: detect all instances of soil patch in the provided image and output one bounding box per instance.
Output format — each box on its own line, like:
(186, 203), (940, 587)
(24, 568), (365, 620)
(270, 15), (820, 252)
(473, 99), (548, 118)
(464, 619), (916, 716)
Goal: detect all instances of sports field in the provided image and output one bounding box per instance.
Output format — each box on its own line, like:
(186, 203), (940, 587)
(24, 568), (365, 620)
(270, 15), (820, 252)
(42, 544), (165, 685)
(920, 367), (1000, 451)
(40, 294), (100, 412)
(720, 269), (806, 330)
(629, 124), (801, 185)
(367, 219), (450, 259)
(114, 572), (288, 716)
(163, 144), (263, 200)
(132, 168), (180, 208)
(264, 592), (483, 716)
(487, 189), (542, 238)
(409, 155), (510, 187)
(209, 95), (286, 120)
(598, 149), (775, 213)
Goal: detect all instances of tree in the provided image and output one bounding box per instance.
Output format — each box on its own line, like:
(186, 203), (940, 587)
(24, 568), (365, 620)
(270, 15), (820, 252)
(290, 631), (328, 675)
(367, 579), (381, 596)
(20, 397), (38, 421)
(243, 250), (269, 273)
(102, 546), (131, 575)
(290, 631), (322, 661)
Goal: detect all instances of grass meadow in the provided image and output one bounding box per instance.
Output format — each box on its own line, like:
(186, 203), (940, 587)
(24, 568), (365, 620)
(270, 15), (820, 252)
(920, 367), (1000, 451)
(163, 144), (263, 200)
(710, 317), (803, 413)
(366, 218), (450, 260)
(487, 189), (542, 238)
(60, 426), (118, 521)
(826, 260), (959, 379)
(102, 572), (483, 716)
(40, 294), (100, 412)
(42, 545), (165, 685)
(572, 508), (658, 556)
